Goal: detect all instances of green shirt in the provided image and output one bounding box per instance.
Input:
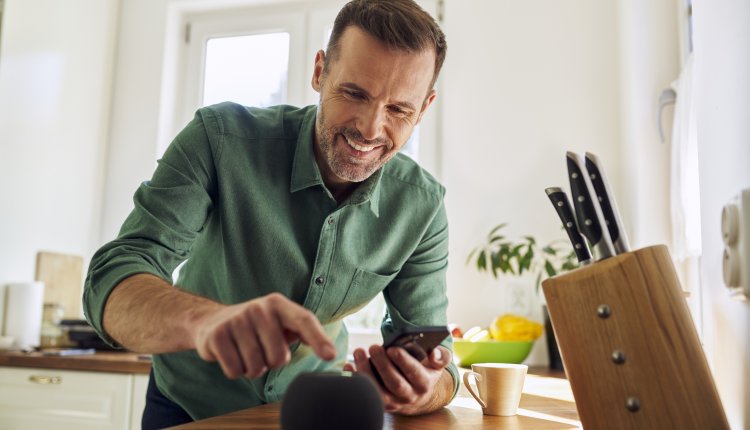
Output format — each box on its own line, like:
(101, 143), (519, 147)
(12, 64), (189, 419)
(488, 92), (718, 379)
(83, 102), (458, 420)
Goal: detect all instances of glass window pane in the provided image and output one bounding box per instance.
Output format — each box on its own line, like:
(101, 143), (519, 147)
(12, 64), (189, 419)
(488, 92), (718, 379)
(203, 32), (290, 107)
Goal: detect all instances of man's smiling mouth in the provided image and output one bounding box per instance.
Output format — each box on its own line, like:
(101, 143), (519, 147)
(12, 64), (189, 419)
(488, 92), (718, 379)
(344, 135), (377, 152)
(344, 136), (381, 152)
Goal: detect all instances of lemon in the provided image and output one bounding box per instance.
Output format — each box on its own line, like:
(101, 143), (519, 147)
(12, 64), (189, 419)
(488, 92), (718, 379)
(490, 314), (543, 341)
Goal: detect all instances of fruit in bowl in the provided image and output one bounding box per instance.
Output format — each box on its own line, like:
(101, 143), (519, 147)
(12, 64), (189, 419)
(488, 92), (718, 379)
(450, 314), (542, 367)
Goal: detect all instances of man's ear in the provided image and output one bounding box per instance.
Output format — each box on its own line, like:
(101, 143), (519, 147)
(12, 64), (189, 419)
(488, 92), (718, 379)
(311, 50), (326, 93)
(416, 89), (437, 125)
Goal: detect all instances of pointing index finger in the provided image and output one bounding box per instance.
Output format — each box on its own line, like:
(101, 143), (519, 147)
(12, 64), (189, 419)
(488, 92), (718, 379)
(277, 304), (336, 360)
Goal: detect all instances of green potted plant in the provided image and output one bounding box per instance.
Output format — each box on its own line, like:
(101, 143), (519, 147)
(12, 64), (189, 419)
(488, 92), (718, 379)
(467, 223), (579, 291)
(467, 223), (580, 369)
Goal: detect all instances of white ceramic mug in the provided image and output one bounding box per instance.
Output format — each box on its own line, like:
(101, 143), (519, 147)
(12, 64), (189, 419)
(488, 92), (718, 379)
(462, 363), (528, 416)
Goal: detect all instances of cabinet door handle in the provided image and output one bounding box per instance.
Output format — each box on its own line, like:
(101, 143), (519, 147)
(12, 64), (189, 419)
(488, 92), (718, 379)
(29, 375), (63, 385)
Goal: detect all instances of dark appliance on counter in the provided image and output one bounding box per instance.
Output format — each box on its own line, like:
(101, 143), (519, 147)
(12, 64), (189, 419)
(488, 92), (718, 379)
(60, 319), (119, 351)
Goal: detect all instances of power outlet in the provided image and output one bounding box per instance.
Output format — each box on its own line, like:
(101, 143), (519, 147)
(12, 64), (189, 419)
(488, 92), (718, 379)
(721, 187), (750, 299)
(505, 278), (533, 317)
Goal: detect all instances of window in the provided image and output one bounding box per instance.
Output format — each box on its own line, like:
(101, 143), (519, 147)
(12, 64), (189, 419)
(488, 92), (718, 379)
(170, 6), (308, 140)
(202, 32), (290, 108)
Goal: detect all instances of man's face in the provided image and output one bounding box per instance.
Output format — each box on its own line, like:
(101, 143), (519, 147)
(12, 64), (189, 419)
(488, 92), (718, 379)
(311, 26), (437, 190)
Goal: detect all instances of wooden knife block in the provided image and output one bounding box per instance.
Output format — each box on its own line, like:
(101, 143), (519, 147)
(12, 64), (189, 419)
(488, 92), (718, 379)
(542, 245), (728, 429)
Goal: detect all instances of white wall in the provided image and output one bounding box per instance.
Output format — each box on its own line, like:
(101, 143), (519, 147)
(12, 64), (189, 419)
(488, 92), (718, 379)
(0, 0), (119, 289)
(617, 0), (679, 250)
(100, 0), (173, 243)
(441, 1), (627, 364)
(694, 0), (750, 427)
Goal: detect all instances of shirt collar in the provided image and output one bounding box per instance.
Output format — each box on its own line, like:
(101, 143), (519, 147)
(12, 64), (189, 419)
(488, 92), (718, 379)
(289, 106), (382, 217)
(289, 107), (323, 192)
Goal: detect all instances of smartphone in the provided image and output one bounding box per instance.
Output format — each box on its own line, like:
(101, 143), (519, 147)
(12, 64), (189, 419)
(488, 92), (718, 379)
(368, 325), (450, 386)
(381, 325), (450, 361)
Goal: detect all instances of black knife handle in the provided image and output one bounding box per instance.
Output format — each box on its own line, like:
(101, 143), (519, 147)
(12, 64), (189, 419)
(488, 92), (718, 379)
(545, 187), (592, 265)
(566, 152), (615, 260)
(585, 153), (631, 254)
(585, 157), (619, 239)
(567, 157), (602, 243)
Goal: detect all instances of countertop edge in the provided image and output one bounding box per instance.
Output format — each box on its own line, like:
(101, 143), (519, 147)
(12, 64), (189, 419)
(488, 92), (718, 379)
(0, 351), (151, 374)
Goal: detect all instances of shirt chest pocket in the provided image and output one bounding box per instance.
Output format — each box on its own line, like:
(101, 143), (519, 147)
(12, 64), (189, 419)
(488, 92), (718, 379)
(330, 268), (398, 321)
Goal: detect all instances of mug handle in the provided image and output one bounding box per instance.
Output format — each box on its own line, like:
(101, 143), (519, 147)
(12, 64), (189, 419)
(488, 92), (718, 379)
(462, 371), (486, 408)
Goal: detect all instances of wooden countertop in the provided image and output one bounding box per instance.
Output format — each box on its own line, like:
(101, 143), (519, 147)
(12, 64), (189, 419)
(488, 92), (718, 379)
(172, 367), (580, 429)
(0, 350), (151, 374)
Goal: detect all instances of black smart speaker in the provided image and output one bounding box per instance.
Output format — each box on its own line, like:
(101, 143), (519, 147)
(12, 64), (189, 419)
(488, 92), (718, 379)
(280, 371), (384, 430)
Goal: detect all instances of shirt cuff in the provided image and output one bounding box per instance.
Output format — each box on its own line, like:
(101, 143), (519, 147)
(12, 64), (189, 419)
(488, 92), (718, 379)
(444, 361), (461, 400)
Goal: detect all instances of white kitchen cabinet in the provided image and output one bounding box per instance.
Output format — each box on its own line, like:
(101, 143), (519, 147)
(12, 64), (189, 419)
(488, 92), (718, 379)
(0, 367), (148, 430)
(129, 373), (149, 429)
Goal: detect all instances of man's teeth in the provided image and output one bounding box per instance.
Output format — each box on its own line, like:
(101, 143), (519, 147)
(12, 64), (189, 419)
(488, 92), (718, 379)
(345, 136), (375, 152)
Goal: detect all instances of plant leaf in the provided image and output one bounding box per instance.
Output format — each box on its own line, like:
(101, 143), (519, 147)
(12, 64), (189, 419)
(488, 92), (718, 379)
(491, 252), (501, 278)
(466, 247), (479, 265)
(488, 223), (507, 237)
(544, 260), (556, 277)
(477, 250), (487, 272)
(489, 235), (506, 244)
(521, 247), (534, 272)
(499, 255), (514, 275)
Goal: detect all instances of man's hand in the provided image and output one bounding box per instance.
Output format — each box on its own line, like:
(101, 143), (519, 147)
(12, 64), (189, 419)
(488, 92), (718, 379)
(190, 292), (337, 379)
(344, 344), (454, 415)
(103, 275), (336, 380)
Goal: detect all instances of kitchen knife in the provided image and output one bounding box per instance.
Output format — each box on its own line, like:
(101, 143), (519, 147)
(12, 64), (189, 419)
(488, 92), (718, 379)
(566, 151), (616, 260)
(545, 187), (593, 265)
(584, 152), (631, 254)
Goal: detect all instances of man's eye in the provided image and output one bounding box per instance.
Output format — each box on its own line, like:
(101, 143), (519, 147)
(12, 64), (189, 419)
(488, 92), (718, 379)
(388, 106), (409, 117)
(344, 90), (364, 100)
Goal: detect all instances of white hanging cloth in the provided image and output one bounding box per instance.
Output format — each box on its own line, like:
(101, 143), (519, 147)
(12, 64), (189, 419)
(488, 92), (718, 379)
(670, 53), (702, 263)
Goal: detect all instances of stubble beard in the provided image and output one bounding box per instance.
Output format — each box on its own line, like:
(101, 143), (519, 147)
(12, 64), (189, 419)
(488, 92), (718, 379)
(316, 108), (394, 183)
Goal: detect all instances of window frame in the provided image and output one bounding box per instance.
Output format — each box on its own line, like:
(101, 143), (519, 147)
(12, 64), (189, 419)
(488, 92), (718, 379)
(180, 9), (307, 136)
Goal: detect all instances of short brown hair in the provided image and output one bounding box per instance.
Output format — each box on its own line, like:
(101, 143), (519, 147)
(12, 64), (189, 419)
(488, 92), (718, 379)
(324, 0), (447, 89)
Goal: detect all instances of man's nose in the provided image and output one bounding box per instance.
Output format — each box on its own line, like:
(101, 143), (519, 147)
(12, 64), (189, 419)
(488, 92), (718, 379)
(356, 104), (385, 141)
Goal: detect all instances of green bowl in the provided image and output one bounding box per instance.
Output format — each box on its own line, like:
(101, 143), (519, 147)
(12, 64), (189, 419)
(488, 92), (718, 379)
(452, 339), (534, 367)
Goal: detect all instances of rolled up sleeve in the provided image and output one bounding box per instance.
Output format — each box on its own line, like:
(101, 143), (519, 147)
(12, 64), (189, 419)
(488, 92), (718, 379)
(83, 112), (219, 345)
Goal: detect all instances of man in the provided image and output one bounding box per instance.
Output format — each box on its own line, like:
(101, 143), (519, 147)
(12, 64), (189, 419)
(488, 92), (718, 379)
(83, 0), (457, 427)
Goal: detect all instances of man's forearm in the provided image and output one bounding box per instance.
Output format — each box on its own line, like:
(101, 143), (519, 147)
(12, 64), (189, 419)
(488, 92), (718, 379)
(102, 273), (222, 353)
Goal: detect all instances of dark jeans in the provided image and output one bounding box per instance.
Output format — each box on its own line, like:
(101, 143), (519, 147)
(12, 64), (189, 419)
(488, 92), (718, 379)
(142, 368), (193, 429)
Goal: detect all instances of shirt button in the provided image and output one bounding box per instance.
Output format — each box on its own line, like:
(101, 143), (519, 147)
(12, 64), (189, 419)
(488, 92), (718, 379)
(315, 276), (324, 285)
(327, 217), (335, 225)
(267, 385), (273, 391)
